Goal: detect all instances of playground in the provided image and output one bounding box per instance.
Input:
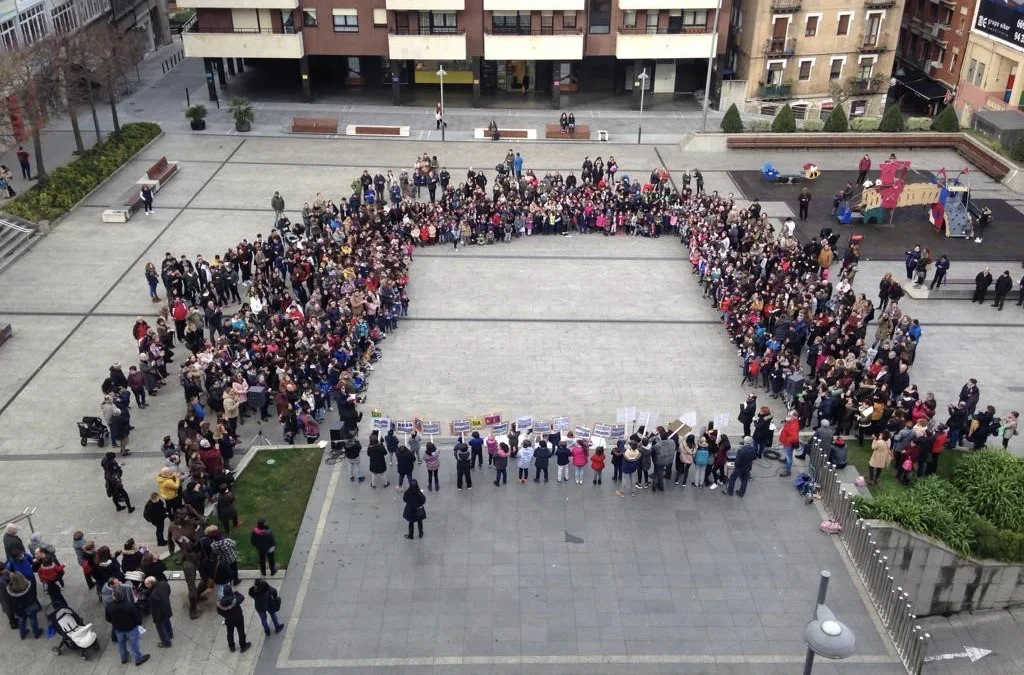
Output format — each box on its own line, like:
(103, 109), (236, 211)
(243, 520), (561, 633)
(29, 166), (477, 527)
(729, 167), (1023, 261)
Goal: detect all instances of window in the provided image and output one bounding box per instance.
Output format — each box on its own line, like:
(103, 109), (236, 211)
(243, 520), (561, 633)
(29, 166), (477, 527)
(767, 61), (784, 85)
(419, 11), (455, 34)
(837, 13), (850, 36)
(805, 15), (818, 37)
(372, 8), (387, 26)
(974, 61), (985, 87)
(563, 11), (576, 29)
(281, 9), (295, 32)
(493, 11), (530, 35)
(51, 0), (78, 34)
(932, 45), (945, 65)
(589, 0), (611, 34)
(302, 8), (318, 27)
(798, 59), (812, 80)
(949, 50), (958, 72)
(819, 103), (834, 121)
(622, 10), (637, 28)
(541, 10), (553, 33)
(939, 7), (953, 27)
(332, 9), (357, 31)
(850, 99), (867, 117)
(966, 58), (976, 84)
(857, 56), (874, 80)
(0, 19), (17, 51)
(647, 10), (660, 33)
(19, 5), (48, 44)
(682, 9), (706, 25)
(829, 57), (843, 80)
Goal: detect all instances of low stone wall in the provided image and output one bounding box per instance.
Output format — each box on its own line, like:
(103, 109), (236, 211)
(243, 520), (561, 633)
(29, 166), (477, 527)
(867, 520), (1024, 617)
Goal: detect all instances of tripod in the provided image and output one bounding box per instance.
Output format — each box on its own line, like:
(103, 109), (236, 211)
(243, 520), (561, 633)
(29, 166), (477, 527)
(246, 419), (275, 448)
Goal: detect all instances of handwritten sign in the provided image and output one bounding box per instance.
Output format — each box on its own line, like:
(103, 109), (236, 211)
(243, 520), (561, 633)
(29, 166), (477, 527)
(533, 419), (551, 433)
(593, 423), (614, 438)
(617, 407), (637, 424)
(516, 416), (533, 431)
(637, 411), (658, 431)
(553, 416), (571, 431)
(450, 419), (471, 434)
(484, 413), (502, 426)
(370, 409), (384, 418)
(421, 421), (441, 435)
(372, 417), (392, 431)
(713, 413), (730, 430)
(395, 420), (415, 433)
(574, 425), (592, 440)
(681, 411), (697, 428)
(611, 424), (626, 439)
(491, 422), (509, 435)
(469, 417), (484, 430)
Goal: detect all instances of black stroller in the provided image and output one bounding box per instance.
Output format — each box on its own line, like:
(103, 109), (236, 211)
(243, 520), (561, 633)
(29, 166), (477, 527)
(77, 417), (108, 447)
(47, 604), (100, 659)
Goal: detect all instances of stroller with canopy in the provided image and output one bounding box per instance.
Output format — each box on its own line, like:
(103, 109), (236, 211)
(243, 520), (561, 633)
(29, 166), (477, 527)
(47, 604), (100, 659)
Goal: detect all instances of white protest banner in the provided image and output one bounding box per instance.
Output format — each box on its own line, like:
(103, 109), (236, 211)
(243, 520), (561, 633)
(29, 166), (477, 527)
(553, 416), (571, 431)
(611, 424), (627, 439)
(491, 422), (509, 435)
(574, 425), (592, 440)
(516, 416), (533, 431)
(421, 421), (441, 435)
(533, 420), (552, 433)
(681, 411), (697, 428)
(395, 420), (415, 433)
(593, 423), (614, 439)
(372, 417), (392, 432)
(713, 413), (730, 430)
(450, 419), (471, 434)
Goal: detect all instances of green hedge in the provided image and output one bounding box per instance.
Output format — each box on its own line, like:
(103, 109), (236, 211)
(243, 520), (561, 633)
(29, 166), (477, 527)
(721, 103), (743, 133)
(771, 104), (797, 133)
(856, 449), (1024, 563)
(823, 106), (849, 133)
(3, 122), (162, 223)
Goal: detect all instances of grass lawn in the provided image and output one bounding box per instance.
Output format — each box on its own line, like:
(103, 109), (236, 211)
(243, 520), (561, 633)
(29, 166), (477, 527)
(230, 446), (323, 569)
(845, 439), (969, 497)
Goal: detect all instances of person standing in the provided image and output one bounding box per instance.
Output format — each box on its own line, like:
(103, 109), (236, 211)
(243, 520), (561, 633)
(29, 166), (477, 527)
(904, 245), (921, 281)
(367, 432), (389, 489)
(570, 440), (588, 485)
(513, 152), (523, 180)
(248, 578), (284, 636)
(798, 187), (811, 221)
(143, 494), (168, 547)
(106, 586), (150, 664)
(434, 102), (443, 130)
(102, 453), (134, 513)
(343, 434), (365, 483)
(867, 432), (892, 485)
(402, 479), (426, 539)
(1002, 411), (1020, 449)
(617, 444), (640, 497)
(778, 410), (800, 478)
(651, 430), (673, 492)
(590, 446), (605, 485)
(208, 527), (240, 593)
(737, 394), (757, 438)
(145, 576), (174, 648)
(5, 571), (42, 639)
(454, 438), (472, 490)
(0, 165), (15, 197)
(140, 185), (154, 215)
(423, 442), (440, 490)
(396, 444), (415, 488)
(250, 519), (277, 577)
(216, 591), (251, 653)
(726, 437), (757, 498)
(993, 270), (1013, 310)
(856, 154), (871, 185)
(532, 440), (551, 483)
(930, 254), (950, 289)
(555, 441), (571, 483)
(913, 248), (932, 287)
(972, 267), (993, 304)
(16, 146), (30, 180)
(492, 442), (509, 486)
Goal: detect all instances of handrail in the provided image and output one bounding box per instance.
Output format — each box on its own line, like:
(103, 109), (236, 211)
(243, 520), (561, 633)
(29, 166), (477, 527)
(389, 27), (466, 36)
(0, 218), (31, 234)
(0, 507), (37, 534)
(618, 26), (713, 35)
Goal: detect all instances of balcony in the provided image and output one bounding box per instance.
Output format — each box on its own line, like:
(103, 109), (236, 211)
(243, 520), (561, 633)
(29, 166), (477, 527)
(483, 28), (583, 60)
(770, 0), (801, 13)
(384, 0), (464, 10)
(864, 0), (896, 7)
(182, 25), (304, 59)
(388, 28), (467, 60)
(858, 32), (889, 53)
(616, 26), (715, 60)
(618, 0), (721, 8)
(851, 77), (883, 94)
(758, 83), (791, 100)
(176, 0), (297, 8)
(486, 0), (583, 9)
(763, 37), (795, 57)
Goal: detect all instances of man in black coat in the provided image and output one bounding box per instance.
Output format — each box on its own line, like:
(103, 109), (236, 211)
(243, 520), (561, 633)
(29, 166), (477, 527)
(727, 438), (757, 497)
(105, 587), (150, 665)
(145, 576), (174, 648)
(216, 591), (250, 653)
(972, 267), (993, 303)
(737, 394), (756, 438)
(993, 270), (1013, 310)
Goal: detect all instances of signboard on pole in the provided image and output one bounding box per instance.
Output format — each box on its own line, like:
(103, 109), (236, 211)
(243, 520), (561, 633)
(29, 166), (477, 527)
(593, 423), (614, 438)
(574, 425), (592, 440)
(422, 421), (441, 435)
(533, 419), (552, 433)
(450, 419), (471, 434)
(491, 421), (509, 435)
(372, 417), (392, 432)
(975, 0), (1024, 50)
(395, 420), (415, 433)
(483, 413), (502, 426)
(516, 416), (533, 431)
(611, 424), (626, 439)
(553, 416), (571, 431)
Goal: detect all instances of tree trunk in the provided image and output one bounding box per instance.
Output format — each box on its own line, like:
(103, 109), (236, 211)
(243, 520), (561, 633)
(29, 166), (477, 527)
(31, 127), (45, 181)
(87, 84), (101, 142)
(69, 108), (85, 153)
(108, 93), (120, 133)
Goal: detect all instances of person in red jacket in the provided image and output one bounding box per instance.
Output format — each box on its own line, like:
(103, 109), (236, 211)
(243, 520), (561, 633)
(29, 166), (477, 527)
(927, 425), (949, 476)
(779, 410), (801, 477)
(171, 298), (188, 341)
(590, 446), (606, 485)
(856, 154), (871, 185)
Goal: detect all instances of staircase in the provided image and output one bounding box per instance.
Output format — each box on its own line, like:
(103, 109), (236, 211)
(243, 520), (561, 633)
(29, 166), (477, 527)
(0, 216), (39, 276)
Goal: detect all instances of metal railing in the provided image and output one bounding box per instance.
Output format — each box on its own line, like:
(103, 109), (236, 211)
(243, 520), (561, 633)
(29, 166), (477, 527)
(618, 25), (713, 35)
(485, 26), (583, 36)
(184, 25), (299, 35)
(806, 439), (929, 675)
(764, 37), (795, 56)
(758, 83), (791, 99)
(0, 507), (37, 534)
(390, 26), (465, 36)
(859, 31), (890, 51)
(0, 218), (32, 235)
(771, 0), (802, 12)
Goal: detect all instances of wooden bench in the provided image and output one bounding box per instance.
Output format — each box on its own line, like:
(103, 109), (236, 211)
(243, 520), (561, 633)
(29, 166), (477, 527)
(545, 124), (591, 140)
(473, 128), (535, 140)
(344, 124), (410, 137)
(902, 278), (1021, 301)
(725, 133), (1012, 181)
(0, 323), (11, 347)
(292, 117), (339, 134)
(136, 156), (180, 194)
(102, 188), (144, 223)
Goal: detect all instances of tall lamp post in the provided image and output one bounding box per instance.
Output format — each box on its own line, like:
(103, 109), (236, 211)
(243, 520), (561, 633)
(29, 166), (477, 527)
(636, 69), (649, 144)
(802, 571), (856, 675)
(437, 66), (447, 142)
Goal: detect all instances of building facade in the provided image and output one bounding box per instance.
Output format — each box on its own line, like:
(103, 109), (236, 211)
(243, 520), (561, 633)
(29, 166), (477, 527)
(180, 0), (737, 103)
(723, 0), (902, 121)
(0, 0), (110, 50)
(955, 0), (1024, 117)
(892, 0), (971, 114)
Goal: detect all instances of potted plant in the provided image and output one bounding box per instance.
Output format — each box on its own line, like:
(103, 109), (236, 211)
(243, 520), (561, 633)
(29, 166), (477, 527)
(229, 97), (254, 132)
(185, 104), (207, 131)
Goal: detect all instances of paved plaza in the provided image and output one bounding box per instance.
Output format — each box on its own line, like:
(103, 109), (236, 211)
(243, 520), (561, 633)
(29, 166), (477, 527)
(0, 133), (1022, 674)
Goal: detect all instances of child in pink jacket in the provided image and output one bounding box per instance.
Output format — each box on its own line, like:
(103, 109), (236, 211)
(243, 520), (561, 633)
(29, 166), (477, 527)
(570, 441), (589, 485)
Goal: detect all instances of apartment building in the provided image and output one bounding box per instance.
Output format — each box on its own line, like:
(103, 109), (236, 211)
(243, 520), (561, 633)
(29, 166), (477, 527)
(724, 0), (902, 121)
(179, 0), (737, 104)
(0, 0), (169, 53)
(892, 0), (971, 114)
(955, 0), (1024, 116)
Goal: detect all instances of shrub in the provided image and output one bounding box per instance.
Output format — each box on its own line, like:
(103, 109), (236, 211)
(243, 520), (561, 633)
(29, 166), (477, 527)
(950, 450), (1024, 532)
(850, 117), (881, 131)
(823, 106), (848, 133)
(721, 103), (743, 133)
(771, 104), (797, 133)
(747, 119), (771, 132)
(3, 122), (161, 223)
(1012, 136), (1024, 163)
(802, 119), (824, 132)
(906, 117), (932, 131)
(878, 105), (905, 132)
(972, 517), (1024, 562)
(931, 105), (960, 132)
(855, 476), (975, 555)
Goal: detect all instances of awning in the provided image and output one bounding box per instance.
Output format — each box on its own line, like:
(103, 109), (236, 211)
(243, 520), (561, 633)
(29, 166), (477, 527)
(895, 65), (950, 101)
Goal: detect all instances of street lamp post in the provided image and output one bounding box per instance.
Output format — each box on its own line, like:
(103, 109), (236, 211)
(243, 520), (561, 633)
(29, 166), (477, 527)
(802, 571), (856, 675)
(637, 69), (649, 144)
(437, 66), (447, 142)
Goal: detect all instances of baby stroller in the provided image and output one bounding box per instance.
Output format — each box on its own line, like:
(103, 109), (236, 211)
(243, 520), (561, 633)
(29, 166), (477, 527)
(794, 467), (821, 505)
(48, 604), (100, 659)
(124, 571), (151, 615)
(77, 417), (108, 447)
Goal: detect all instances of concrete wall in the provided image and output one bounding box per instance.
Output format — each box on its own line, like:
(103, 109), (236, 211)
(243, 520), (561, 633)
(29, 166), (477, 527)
(868, 520), (1024, 617)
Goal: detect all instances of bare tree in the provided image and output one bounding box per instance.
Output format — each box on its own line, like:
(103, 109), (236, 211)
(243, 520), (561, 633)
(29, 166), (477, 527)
(79, 24), (141, 135)
(0, 37), (63, 180)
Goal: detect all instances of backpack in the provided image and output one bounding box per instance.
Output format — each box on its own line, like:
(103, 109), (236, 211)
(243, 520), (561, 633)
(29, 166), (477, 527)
(303, 417), (320, 437)
(695, 448), (710, 466)
(269, 589), (282, 613)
